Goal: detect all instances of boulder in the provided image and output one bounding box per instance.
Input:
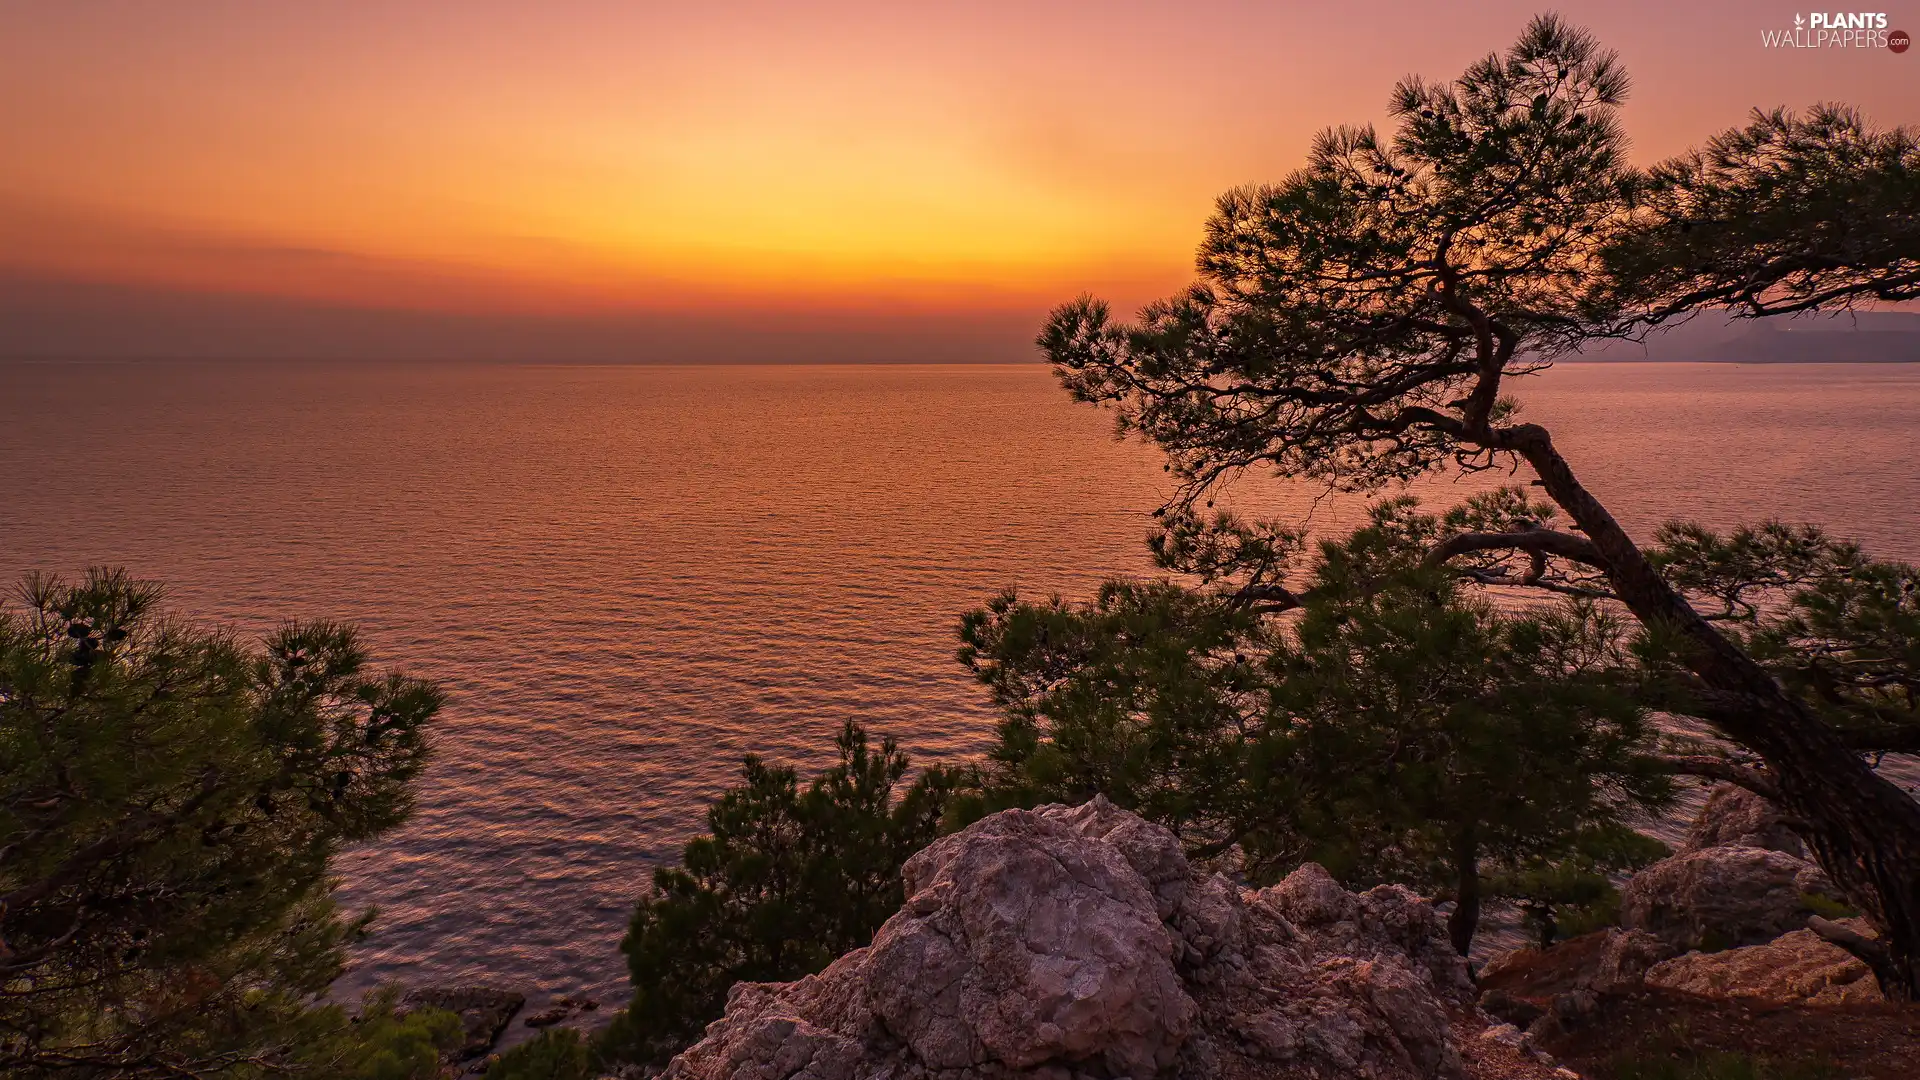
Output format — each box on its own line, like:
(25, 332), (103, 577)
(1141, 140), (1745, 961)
(1477, 989), (1545, 1030)
(863, 804), (1196, 1076)
(1619, 845), (1838, 952)
(1644, 921), (1884, 1006)
(661, 797), (1482, 1080)
(1588, 929), (1674, 993)
(1680, 783), (1805, 858)
(399, 986), (525, 1062)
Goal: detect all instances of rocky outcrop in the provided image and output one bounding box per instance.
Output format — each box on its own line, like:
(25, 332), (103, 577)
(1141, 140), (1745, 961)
(1619, 845), (1838, 953)
(1644, 922), (1883, 1006)
(1679, 783), (1805, 858)
(399, 986), (525, 1062)
(863, 800), (1198, 1076)
(661, 798), (1484, 1080)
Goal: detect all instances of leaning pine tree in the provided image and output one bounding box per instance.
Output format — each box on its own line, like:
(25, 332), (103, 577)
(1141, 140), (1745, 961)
(1039, 16), (1920, 994)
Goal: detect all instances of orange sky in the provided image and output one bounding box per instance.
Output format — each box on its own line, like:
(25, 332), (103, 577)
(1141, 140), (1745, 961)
(2, 2), (1915, 359)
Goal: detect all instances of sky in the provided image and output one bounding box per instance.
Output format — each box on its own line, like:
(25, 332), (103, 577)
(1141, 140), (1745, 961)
(2, 1), (1916, 361)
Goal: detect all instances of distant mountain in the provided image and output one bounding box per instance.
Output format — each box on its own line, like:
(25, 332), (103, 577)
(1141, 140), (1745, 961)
(1575, 310), (1920, 363)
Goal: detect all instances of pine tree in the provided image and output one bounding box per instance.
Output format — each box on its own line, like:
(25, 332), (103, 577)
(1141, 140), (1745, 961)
(1035, 14), (1920, 993)
(961, 497), (1675, 953)
(599, 722), (966, 1068)
(0, 569), (444, 1077)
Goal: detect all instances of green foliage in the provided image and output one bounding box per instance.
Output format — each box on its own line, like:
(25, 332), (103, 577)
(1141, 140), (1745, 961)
(0, 569), (442, 1078)
(1489, 826), (1667, 947)
(1043, 14), (1635, 495)
(1028, 12), (1920, 808)
(962, 497), (1674, 953)
(1643, 522), (1920, 758)
(314, 990), (464, 1080)
(488, 1028), (593, 1080)
(1028, 9), (1919, 987)
(1748, 555), (1920, 753)
(1551, 885), (1625, 942)
(1797, 891), (1859, 922)
(1602, 104), (1920, 321)
(599, 721), (967, 1068)
(953, 579), (1266, 842)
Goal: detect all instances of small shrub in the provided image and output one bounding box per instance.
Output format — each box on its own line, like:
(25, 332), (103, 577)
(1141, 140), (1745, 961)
(598, 721), (968, 1068)
(489, 1028), (593, 1080)
(323, 989), (464, 1080)
(1555, 885), (1625, 940)
(1798, 892), (1859, 921)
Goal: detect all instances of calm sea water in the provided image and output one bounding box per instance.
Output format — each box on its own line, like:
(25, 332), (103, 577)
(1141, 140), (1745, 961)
(2, 360), (1917, 1008)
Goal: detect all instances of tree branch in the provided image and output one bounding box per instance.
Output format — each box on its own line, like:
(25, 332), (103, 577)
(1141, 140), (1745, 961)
(1230, 582), (1309, 614)
(1838, 723), (1920, 756)
(0, 769), (223, 916)
(1422, 528), (1610, 571)
(1808, 915), (1902, 994)
(1656, 755), (1781, 801)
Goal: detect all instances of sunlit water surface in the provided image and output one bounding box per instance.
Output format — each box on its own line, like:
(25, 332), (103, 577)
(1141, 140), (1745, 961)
(2, 360), (1917, 1006)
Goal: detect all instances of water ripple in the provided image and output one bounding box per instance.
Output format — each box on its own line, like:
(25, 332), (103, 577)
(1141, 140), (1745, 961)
(1, 359), (1916, 1005)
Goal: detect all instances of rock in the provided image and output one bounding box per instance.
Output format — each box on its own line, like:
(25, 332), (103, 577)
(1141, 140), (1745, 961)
(1478, 989), (1545, 1030)
(1620, 845), (1839, 952)
(1644, 921), (1884, 1006)
(1597, 922), (1674, 991)
(1042, 795), (1194, 920)
(1478, 1023), (1526, 1047)
(1680, 783), (1805, 858)
(1549, 988), (1598, 1025)
(1479, 928), (1674, 1000)
(399, 986), (525, 1062)
(518, 994), (602, 1032)
(1449, 1014), (1580, 1080)
(662, 797), (1480, 1080)
(864, 804), (1196, 1075)
(1522, 989), (1599, 1043)
(1589, 928), (1675, 992)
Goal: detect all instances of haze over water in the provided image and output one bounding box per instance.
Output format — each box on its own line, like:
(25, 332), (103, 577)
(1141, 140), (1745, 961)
(3, 359), (1918, 1005)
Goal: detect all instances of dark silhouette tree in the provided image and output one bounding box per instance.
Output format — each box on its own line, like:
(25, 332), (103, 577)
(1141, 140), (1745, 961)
(1037, 16), (1920, 994)
(0, 570), (447, 1077)
(1603, 104), (1920, 321)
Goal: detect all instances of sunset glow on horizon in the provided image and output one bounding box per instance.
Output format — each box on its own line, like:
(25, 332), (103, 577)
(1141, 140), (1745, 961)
(4, 1), (1916, 358)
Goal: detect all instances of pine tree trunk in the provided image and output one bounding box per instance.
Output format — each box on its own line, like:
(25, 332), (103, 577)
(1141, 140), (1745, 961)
(1501, 421), (1920, 1000)
(1450, 826), (1480, 957)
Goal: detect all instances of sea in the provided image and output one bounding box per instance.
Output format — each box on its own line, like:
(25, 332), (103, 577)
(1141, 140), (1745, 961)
(2, 359), (1917, 1009)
